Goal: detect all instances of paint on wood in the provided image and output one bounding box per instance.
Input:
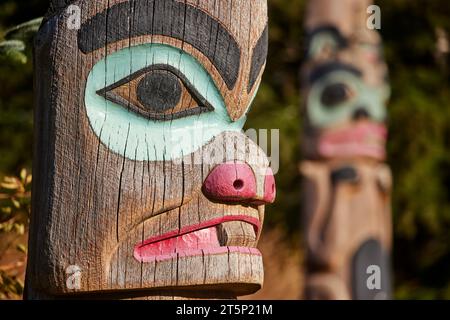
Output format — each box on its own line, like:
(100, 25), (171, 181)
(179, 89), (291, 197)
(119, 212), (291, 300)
(26, 0), (273, 300)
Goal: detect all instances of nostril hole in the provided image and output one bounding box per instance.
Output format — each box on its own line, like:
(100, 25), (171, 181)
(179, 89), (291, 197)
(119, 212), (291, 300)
(233, 179), (244, 190)
(271, 183), (275, 193)
(353, 108), (370, 121)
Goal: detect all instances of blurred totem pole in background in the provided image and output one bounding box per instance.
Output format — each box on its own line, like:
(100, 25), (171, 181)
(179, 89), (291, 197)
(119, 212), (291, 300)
(300, 0), (392, 299)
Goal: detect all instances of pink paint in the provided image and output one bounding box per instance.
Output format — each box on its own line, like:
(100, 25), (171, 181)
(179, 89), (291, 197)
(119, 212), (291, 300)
(134, 215), (261, 263)
(202, 162), (257, 202)
(135, 227), (220, 263)
(138, 215), (260, 247)
(319, 122), (387, 160)
(248, 167), (277, 206)
(136, 246), (261, 263)
(263, 167), (276, 203)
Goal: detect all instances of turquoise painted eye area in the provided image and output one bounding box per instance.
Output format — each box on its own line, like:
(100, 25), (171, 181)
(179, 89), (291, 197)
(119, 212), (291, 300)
(320, 82), (355, 108)
(96, 64), (214, 122)
(85, 43), (246, 161)
(308, 71), (387, 128)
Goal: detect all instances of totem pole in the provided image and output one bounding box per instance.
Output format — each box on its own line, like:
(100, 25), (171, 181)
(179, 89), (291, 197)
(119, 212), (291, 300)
(26, 0), (274, 300)
(300, 0), (392, 300)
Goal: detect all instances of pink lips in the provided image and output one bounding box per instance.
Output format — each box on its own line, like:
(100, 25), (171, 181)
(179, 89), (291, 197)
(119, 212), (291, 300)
(318, 122), (387, 160)
(134, 215), (261, 263)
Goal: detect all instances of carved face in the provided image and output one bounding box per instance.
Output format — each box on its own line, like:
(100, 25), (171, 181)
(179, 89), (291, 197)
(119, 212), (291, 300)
(301, 161), (392, 299)
(301, 24), (392, 300)
(302, 26), (390, 161)
(28, 0), (274, 298)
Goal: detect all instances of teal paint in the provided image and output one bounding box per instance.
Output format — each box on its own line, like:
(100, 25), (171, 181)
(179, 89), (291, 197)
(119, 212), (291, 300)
(308, 70), (388, 128)
(85, 44), (247, 161)
(308, 33), (340, 58)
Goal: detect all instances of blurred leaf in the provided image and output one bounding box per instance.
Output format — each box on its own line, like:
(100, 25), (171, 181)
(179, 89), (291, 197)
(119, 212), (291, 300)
(0, 182), (17, 190)
(0, 39), (27, 64)
(1, 207), (12, 215)
(13, 223), (24, 235)
(11, 198), (20, 209)
(3, 17), (43, 42)
(0, 17), (43, 65)
(0, 39), (24, 51)
(16, 243), (27, 254)
(19, 168), (26, 182)
(0, 177), (19, 190)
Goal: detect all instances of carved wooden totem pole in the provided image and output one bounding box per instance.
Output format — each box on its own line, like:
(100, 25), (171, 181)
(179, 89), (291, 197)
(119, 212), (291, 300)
(300, 0), (392, 300)
(26, 0), (274, 300)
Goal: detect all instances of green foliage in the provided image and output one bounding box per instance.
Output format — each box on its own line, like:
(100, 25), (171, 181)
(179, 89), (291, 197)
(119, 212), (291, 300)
(0, 17), (42, 64)
(0, 40), (26, 64)
(376, 0), (450, 299)
(0, 2), (41, 300)
(246, 0), (306, 234)
(0, 1), (43, 173)
(3, 17), (43, 41)
(0, 270), (24, 300)
(0, 169), (31, 300)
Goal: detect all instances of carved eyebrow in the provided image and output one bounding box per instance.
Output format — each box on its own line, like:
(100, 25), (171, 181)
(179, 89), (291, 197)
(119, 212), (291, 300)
(78, 0), (241, 90)
(248, 24), (268, 93)
(309, 62), (362, 83)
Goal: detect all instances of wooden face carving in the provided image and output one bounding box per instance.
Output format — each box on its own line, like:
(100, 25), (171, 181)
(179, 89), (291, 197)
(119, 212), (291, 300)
(27, 0), (273, 299)
(302, 25), (390, 161)
(301, 161), (392, 299)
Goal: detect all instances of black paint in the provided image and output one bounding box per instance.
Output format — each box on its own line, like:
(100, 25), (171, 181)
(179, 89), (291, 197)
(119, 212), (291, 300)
(136, 71), (182, 113)
(352, 108), (370, 121)
(248, 24), (268, 93)
(351, 239), (391, 300)
(321, 83), (351, 107)
(309, 62), (362, 84)
(78, 0), (241, 90)
(97, 64), (214, 121)
(305, 25), (348, 58)
(331, 166), (359, 185)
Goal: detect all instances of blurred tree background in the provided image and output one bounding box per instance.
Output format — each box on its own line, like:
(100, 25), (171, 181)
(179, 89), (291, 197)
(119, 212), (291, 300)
(0, 0), (450, 299)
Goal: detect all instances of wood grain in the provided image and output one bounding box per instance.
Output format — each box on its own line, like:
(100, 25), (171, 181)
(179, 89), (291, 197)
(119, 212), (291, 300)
(26, 0), (272, 300)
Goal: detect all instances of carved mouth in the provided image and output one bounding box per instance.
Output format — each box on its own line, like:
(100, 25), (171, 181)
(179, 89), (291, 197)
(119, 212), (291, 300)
(133, 215), (261, 263)
(318, 122), (387, 160)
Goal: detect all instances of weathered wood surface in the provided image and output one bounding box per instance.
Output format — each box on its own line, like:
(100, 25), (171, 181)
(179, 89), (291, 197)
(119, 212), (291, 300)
(26, 0), (274, 300)
(300, 0), (392, 300)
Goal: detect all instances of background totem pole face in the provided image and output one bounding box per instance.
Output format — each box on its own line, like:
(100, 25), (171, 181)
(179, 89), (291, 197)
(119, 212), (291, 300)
(301, 0), (392, 300)
(27, 0), (274, 299)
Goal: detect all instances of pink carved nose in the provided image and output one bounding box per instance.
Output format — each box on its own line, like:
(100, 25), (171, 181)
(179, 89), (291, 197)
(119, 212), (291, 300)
(202, 162), (276, 205)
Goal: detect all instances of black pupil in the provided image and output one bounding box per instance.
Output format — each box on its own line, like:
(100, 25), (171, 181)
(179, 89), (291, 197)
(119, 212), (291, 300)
(321, 83), (350, 107)
(137, 71), (182, 112)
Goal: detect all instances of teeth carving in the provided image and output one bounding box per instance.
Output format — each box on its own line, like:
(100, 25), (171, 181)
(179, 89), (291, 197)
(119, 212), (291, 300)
(217, 221), (257, 247)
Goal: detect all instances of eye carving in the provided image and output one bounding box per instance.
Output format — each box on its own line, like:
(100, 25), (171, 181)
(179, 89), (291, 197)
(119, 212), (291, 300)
(137, 71), (182, 112)
(331, 166), (360, 186)
(97, 64), (214, 121)
(320, 82), (355, 108)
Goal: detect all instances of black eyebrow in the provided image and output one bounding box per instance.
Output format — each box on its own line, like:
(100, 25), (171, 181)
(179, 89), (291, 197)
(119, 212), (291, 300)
(78, 0), (241, 90)
(248, 24), (268, 93)
(309, 62), (362, 83)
